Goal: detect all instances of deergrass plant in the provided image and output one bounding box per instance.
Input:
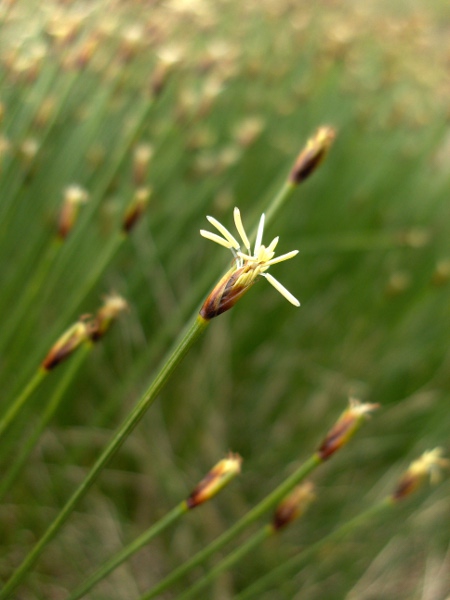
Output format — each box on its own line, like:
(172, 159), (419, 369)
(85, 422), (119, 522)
(1, 1), (450, 599)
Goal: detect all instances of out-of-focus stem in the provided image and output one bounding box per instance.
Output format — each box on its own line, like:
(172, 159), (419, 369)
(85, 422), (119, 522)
(67, 502), (188, 600)
(0, 345), (90, 502)
(0, 369), (47, 441)
(140, 454), (321, 599)
(179, 526), (272, 600)
(0, 315), (209, 600)
(235, 499), (392, 600)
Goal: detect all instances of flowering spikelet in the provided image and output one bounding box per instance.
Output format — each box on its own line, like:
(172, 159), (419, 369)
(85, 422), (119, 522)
(41, 320), (90, 371)
(200, 207), (299, 319)
(317, 398), (379, 460)
(122, 187), (151, 234)
(272, 482), (315, 531)
(392, 448), (449, 501)
(89, 294), (128, 342)
(57, 184), (89, 240)
(186, 453), (242, 509)
(290, 126), (336, 185)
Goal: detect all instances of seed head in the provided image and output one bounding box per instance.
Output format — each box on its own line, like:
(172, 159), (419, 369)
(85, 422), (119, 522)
(42, 320), (90, 371)
(290, 126), (336, 185)
(272, 482), (315, 531)
(392, 448), (449, 501)
(122, 187), (151, 234)
(57, 184), (89, 240)
(186, 453), (242, 509)
(89, 294), (128, 342)
(317, 398), (379, 461)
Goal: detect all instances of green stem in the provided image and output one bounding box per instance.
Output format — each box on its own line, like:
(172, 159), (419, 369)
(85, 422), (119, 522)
(47, 233), (124, 330)
(140, 453), (321, 599)
(236, 498), (393, 600)
(67, 502), (188, 600)
(0, 238), (61, 352)
(179, 525), (273, 600)
(0, 368), (47, 440)
(264, 181), (296, 230)
(0, 345), (90, 503)
(0, 315), (209, 600)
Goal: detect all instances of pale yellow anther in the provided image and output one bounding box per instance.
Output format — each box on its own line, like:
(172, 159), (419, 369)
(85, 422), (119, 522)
(206, 215), (240, 249)
(233, 207), (251, 251)
(200, 230), (234, 249)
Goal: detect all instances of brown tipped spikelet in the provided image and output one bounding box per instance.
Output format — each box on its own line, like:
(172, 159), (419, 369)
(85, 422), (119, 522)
(57, 184), (89, 240)
(186, 453), (242, 509)
(122, 187), (151, 234)
(272, 482), (315, 531)
(133, 143), (154, 186)
(200, 265), (255, 320)
(392, 448), (449, 502)
(89, 293), (128, 342)
(42, 320), (90, 371)
(317, 398), (379, 461)
(290, 126), (336, 185)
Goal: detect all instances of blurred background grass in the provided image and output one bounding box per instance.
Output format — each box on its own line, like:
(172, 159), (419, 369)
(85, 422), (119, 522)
(1, 0), (450, 598)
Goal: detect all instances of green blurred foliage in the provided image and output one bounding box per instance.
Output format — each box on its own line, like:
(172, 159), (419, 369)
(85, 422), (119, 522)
(0, 0), (449, 598)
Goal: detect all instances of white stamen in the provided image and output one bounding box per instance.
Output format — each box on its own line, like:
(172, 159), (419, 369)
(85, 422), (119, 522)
(264, 250), (299, 266)
(200, 230), (234, 249)
(237, 251), (255, 262)
(266, 236), (279, 253)
(263, 273), (300, 306)
(233, 207), (251, 251)
(253, 213), (266, 256)
(254, 213), (265, 255)
(207, 215), (240, 249)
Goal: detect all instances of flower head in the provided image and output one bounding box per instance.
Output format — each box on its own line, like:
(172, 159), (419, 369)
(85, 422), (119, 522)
(200, 207), (300, 319)
(186, 453), (242, 509)
(317, 398), (379, 461)
(392, 448), (449, 501)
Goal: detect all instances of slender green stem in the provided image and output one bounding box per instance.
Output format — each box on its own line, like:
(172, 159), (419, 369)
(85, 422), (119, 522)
(67, 502), (188, 600)
(47, 233), (124, 330)
(0, 368), (47, 440)
(263, 180), (296, 231)
(236, 499), (393, 600)
(12, 233), (124, 396)
(0, 315), (209, 600)
(140, 453), (321, 599)
(0, 238), (61, 352)
(0, 345), (90, 503)
(179, 525), (273, 600)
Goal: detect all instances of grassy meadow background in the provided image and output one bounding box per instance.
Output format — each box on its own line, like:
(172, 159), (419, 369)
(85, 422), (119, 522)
(1, 0), (450, 598)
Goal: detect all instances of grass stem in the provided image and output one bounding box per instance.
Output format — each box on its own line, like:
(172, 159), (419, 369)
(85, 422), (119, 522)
(0, 345), (90, 502)
(140, 453), (321, 599)
(68, 502), (188, 600)
(0, 368), (47, 440)
(0, 315), (209, 599)
(236, 499), (393, 599)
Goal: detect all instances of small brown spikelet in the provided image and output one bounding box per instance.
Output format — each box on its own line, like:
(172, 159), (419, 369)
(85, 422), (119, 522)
(57, 185), (89, 240)
(89, 294), (128, 342)
(200, 266), (256, 320)
(186, 453), (242, 509)
(317, 398), (379, 461)
(122, 187), (151, 234)
(392, 448), (449, 502)
(290, 126), (336, 185)
(42, 321), (90, 371)
(272, 482), (315, 531)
